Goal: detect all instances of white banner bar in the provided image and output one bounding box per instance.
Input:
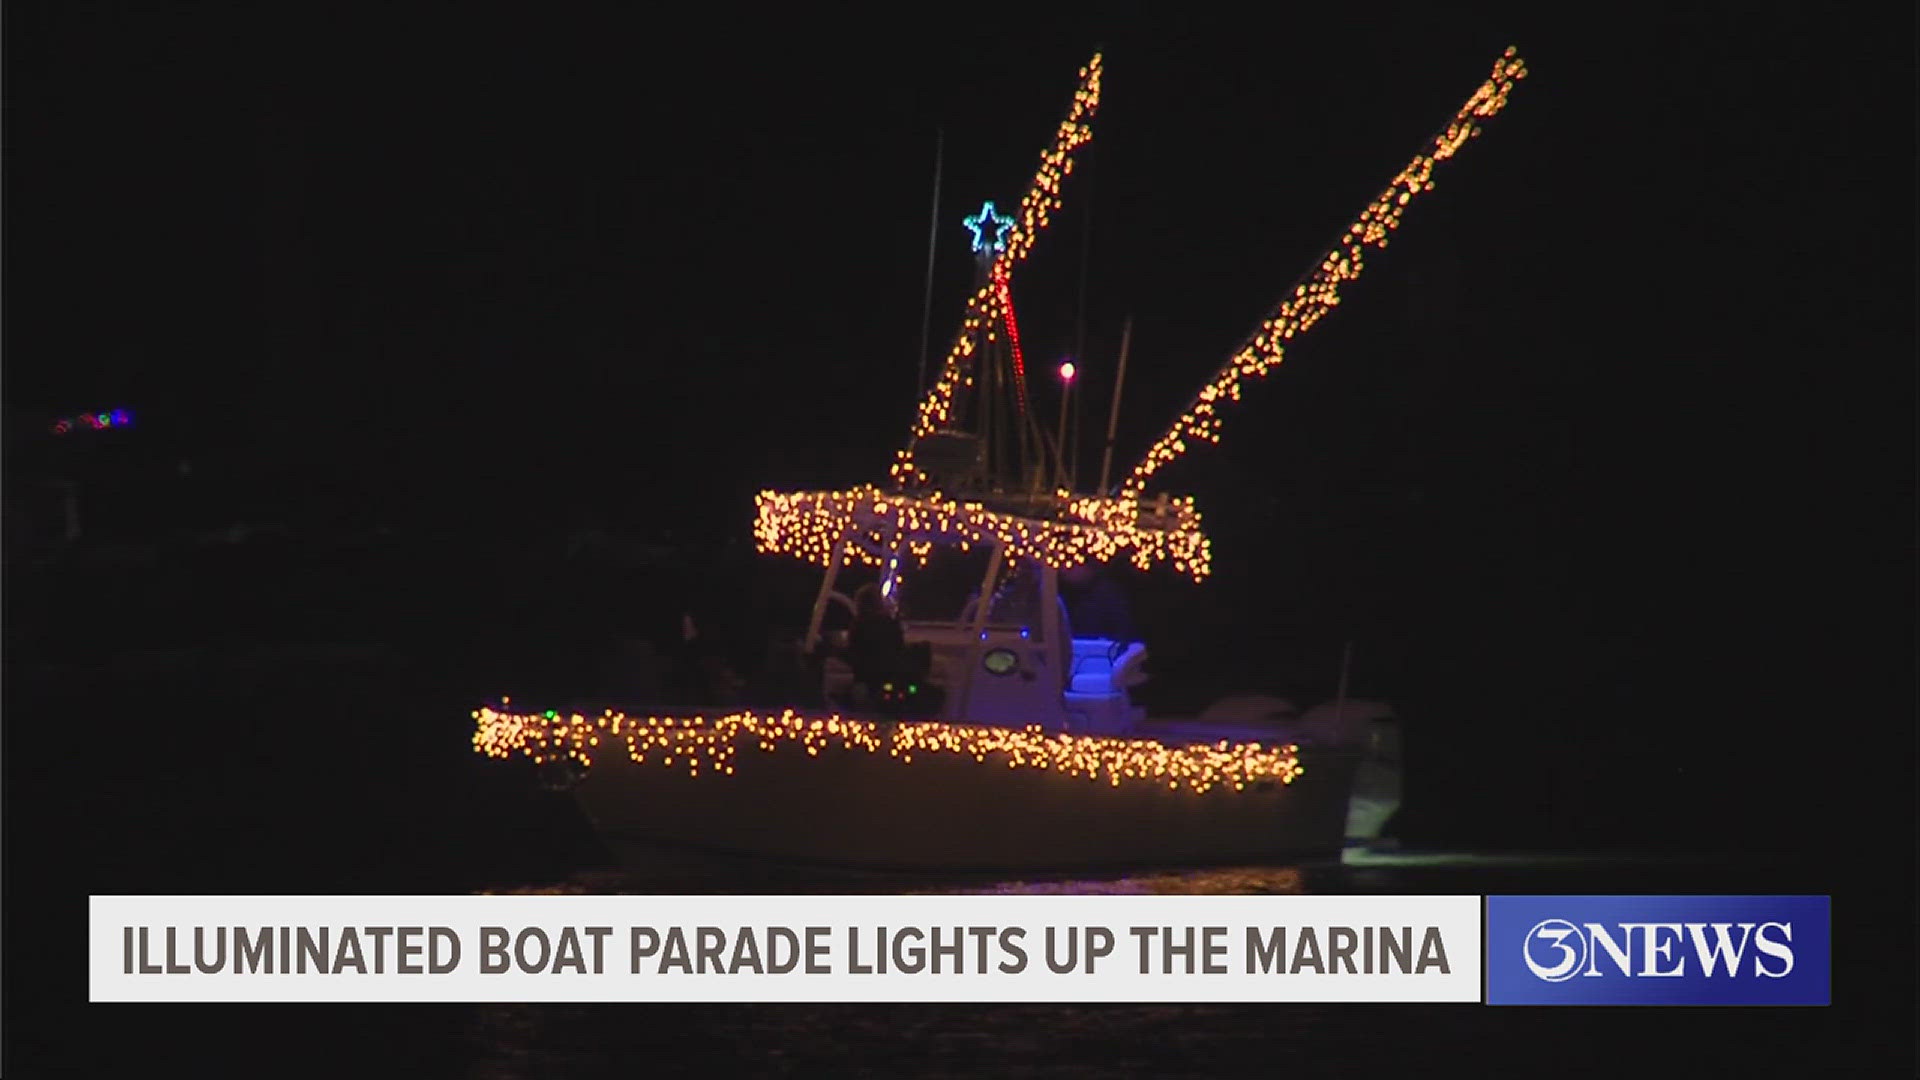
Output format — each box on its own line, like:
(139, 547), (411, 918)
(91, 894), (1481, 1003)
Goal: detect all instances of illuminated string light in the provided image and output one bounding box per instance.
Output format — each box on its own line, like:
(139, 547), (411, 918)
(754, 484), (1212, 580)
(895, 54), (1103, 488)
(962, 200), (1016, 254)
(1119, 47), (1528, 501)
(472, 705), (1304, 796)
(994, 263), (1031, 417)
(469, 55), (1530, 794)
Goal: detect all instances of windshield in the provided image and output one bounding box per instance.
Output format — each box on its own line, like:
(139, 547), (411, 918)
(983, 560), (1046, 627)
(895, 549), (1049, 638)
(895, 547), (989, 623)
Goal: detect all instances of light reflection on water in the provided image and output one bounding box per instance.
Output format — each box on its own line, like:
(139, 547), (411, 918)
(474, 839), (1733, 900)
(918, 866), (1308, 895)
(476, 861), (1316, 898)
(460, 996), (1336, 1080)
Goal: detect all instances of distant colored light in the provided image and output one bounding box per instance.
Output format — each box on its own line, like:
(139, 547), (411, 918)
(1020, 626), (1030, 638)
(1058, 361), (1076, 382)
(51, 406), (132, 435)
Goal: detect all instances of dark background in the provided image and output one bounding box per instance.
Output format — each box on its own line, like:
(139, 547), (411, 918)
(3, 4), (1913, 1074)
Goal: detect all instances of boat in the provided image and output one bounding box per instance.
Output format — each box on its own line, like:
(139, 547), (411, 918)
(472, 47), (1528, 871)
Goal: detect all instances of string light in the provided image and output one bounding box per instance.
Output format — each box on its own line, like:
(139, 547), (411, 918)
(994, 263), (1031, 417)
(962, 200), (1016, 254)
(1119, 47), (1528, 501)
(894, 53), (1103, 488)
(473, 705), (1304, 795)
(754, 484), (1212, 580)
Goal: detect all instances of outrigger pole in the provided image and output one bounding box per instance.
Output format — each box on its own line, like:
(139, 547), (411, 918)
(1119, 48), (1527, 502)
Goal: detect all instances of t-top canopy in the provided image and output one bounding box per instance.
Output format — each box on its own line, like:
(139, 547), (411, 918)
(753, 484), (1211, 581)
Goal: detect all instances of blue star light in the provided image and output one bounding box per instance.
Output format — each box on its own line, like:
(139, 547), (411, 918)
(962, 200), (1015, 254)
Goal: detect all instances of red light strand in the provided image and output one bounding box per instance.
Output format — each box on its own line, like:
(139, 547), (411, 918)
(994, 265), (1030, 417)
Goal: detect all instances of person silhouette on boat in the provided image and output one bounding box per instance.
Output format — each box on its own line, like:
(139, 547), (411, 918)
(665, 610), (745, 708)
(1061, 561), (1134, 643)
(846, 583), (909, 711)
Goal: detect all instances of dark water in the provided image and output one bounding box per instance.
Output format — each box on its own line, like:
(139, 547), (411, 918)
(5, 544), (1914, 1076)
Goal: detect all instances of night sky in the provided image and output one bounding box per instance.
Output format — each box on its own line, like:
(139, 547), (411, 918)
(6, 7), (1912, 841)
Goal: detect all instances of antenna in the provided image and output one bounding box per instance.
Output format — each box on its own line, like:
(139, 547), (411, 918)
(1097, 315), (1133, 495)
(1071, 135), (1094, 488)
(914, 128), (944, 396)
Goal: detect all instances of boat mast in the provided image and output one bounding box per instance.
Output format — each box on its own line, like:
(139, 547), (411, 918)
(959, 200), (1050, 498)
(1069, 137), (1094, 488)
(1097, 315), (1133, 495)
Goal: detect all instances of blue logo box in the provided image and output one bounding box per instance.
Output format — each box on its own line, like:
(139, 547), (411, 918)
(1485, 895), (1830, 1005)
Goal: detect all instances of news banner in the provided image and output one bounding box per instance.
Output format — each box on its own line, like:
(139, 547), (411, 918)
(89, 894), (1830, 1005)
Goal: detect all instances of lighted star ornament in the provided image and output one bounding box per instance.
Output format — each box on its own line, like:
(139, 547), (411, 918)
(962, 200), (1015, 255)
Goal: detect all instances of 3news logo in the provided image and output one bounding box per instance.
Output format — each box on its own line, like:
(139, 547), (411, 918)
(1485, 896), (1829, 1005)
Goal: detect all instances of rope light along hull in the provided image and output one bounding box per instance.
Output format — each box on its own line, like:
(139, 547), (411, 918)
(1121, 47), (1528, 501)
(474, 707), (1362, 870)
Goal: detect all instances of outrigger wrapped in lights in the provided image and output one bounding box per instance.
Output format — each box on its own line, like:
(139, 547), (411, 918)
(765, 48), (1526, 584)
(1120, 47), (1528, 501)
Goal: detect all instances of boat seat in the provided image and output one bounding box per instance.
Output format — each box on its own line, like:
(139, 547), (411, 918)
(1068, 638), (1147, 694)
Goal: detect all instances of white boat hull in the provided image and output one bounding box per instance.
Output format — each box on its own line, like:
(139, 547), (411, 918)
(570, 730), (1365, 871)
